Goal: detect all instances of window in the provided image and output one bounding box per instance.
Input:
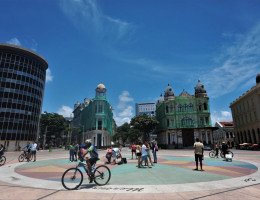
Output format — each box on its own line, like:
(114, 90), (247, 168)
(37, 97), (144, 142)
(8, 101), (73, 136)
(203, 103), (207, 110)
(165, 105), (169, 113)
(98, 119), (102, 130)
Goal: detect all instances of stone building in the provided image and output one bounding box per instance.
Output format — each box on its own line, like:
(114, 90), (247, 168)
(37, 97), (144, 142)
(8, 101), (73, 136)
(213, 121), (235, 147)
(230, 74), (260, 145)
(156, 81), (215, 148)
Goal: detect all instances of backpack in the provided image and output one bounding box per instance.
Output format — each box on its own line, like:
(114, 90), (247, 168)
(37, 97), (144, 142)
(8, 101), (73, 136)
(155, 144), (158, 151)
(117, 160), (124, 165)
(122, 157), (127, 164)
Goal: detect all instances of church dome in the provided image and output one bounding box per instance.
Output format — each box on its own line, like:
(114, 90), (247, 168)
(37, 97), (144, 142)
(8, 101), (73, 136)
(164, 84), (174, 100)
(97, 83), (106, 90)
(195, 80), (206, 94)
(256, 73), (260, 84)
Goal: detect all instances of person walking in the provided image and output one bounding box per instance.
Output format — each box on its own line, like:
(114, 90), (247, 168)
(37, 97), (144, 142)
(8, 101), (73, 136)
(193, 138), (204, 171)
(151, 140), (158, 163)
(136, 142), (142, 168)
(69, 143), (75, 162)
(215, 143), (219, 158)
(221, 141), (228, 159)
(145, 142), (153, 166)
(131, 143), (137, 159)
(141, 142), (152, 168)
(30, 141), (37, 162)
(74, 143), (79, 161)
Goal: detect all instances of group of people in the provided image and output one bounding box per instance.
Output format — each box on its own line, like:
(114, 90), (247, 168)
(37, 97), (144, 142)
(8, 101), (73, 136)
(23, 141), (38, 162)
(105, 146), (122, 165)
(131, 141), (158, 168)
(68, 143), (79, 162)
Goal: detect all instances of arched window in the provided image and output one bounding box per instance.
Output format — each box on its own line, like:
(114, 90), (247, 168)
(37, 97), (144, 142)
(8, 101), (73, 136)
(181, 117), (193, 127)
(178, 104), (182, 112)
(166, 105), (169, 113)
(188, 103), (193, 111)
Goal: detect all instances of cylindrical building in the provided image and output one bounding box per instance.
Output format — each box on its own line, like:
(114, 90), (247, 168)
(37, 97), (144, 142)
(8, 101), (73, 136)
(0, 44), (48, 150)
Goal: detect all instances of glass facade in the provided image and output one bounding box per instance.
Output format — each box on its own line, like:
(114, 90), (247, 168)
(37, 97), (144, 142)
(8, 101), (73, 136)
(0, 44), (48, 143)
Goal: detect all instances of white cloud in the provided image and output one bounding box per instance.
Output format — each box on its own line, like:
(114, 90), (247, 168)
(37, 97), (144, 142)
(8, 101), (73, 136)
(202, 22), (260, 98)
(57, 105), (74, 118)
(60, 0), (134, 42)
(211, 110), (232, 125)
(46, 69), (53, 82)
(7, 38), (21, 46)
(114, 91), (134, 126)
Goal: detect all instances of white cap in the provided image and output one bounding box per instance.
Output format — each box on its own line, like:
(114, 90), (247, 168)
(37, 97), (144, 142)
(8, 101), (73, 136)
(85, 139), (92, 143)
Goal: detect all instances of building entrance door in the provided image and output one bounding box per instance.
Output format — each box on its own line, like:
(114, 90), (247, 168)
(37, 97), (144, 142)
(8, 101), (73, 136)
(182, 129), (194, 147)
(97, 134), (102, 148)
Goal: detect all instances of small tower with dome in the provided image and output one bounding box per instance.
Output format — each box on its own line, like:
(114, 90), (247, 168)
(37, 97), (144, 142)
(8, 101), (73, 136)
(95, 83), (107, 99)
(194, 80), (207, 98)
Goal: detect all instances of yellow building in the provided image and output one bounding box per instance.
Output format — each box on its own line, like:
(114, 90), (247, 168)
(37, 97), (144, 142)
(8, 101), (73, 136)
(230, 74), (260, 145)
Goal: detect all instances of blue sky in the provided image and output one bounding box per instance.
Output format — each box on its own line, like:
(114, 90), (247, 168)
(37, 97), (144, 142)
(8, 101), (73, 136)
(1, 0), (260, 125)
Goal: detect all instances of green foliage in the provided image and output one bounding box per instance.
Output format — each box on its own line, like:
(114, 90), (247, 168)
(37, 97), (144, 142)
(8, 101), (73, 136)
(130, 115), (159, 141)
(39, 112), (68, 146)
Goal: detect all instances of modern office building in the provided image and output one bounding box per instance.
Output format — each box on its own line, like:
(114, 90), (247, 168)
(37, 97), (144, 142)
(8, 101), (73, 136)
(213, 121), (234, 147)
(135, 102), (156, 117)
(230, 74), (260, 145)
(156, 81), (214, 148)
(0, 44), (48, 151)
(72, 83), (115, 147)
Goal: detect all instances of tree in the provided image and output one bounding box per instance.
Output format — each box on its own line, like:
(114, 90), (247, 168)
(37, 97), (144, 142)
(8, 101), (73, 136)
(39, 112), (68, 147)
(130, 115), (159, 142)
(113, 122), (130, 145)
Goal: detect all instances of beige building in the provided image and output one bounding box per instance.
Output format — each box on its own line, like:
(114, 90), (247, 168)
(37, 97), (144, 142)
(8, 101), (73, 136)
(230, 74), (260, 145)
(213, 122), (234, 147)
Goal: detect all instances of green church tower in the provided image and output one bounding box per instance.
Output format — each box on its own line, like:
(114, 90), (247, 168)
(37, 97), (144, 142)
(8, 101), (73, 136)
(74, 83), (115, 148)
(156, 81), (214, 148)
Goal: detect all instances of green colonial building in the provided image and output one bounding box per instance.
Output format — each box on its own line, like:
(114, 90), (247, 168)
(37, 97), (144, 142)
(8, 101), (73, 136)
(72, 83), (115, 147)
(156, 81), (214, 148)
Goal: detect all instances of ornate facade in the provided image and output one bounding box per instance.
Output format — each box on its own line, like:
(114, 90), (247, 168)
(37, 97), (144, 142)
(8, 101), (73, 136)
(156, 81), (214, 148)
(72, 84), (115, 147)
(230, 74), (260, 145)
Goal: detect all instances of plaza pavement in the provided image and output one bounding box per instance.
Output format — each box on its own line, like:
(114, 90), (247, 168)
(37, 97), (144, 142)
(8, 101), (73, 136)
(0, 148), (260, 200)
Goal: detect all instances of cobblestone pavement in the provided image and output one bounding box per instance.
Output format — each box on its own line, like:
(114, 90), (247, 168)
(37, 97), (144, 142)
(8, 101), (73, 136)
(0, 148), (260, 200)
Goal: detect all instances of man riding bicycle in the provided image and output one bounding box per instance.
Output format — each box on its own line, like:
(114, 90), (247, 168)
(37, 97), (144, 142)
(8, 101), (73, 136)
(79, 139), (99, 182)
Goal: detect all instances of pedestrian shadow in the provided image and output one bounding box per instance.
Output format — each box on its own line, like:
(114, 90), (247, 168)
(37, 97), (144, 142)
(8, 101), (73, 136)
(79, 183), (96, 190)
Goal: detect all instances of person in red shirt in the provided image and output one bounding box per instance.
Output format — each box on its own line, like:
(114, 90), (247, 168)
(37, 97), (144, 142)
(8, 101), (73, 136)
(131, 143), (137, 159)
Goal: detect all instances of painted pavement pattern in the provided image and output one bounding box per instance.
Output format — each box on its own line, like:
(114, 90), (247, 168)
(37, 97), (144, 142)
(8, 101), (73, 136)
(0, 149), (260, 194)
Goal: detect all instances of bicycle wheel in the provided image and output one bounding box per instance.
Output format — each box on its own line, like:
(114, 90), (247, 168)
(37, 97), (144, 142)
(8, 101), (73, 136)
(209, 151), (215, 158)
(228, 151), (234, 158)
(0, 156), (6, 166)
(18, 154), (25, 162)
(61, 168), (83, 190)
(93, 165), (111, 186)
(220, 152), (224, 158)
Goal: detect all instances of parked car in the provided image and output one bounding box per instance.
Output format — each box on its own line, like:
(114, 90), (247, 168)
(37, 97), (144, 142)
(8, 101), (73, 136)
(239, 143), (252, 150)
(204, 145), (212, 151)
(248, 144), (260, 151)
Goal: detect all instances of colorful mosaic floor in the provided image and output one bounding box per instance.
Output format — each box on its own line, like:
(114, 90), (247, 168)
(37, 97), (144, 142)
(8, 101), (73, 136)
(15, 156), (258, 185)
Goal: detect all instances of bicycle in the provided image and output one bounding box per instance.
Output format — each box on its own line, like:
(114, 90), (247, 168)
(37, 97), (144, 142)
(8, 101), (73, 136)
(0, 155), (6, 166)
(209, 149), (234, 158)
(61, 160), (111, 190)
(18, 150), (32, 162)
